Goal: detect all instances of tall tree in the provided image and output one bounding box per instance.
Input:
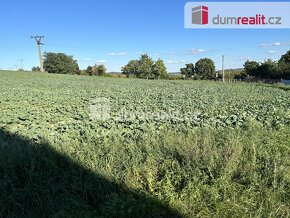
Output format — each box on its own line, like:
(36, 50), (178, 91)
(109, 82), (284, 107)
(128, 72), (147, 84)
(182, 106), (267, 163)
(75, 65), (81, 75)
(97, 64), (107, 76)
(258, 59), (279, 79)
(180, 63), (194, 77)
(153, 59), (167, 78)
(195, 58), (215, 80)
(278, 50), (290, 78)
(86, 66), (93, 76)
(87, 64), (107, 76)
(279, 50), (290, 64)
(122, 54), (167, 79)
(138, 54), (155, 78)
(121, 60), (139, 77)
(92, 64), (99, 76)
(244, 60), (260, 78)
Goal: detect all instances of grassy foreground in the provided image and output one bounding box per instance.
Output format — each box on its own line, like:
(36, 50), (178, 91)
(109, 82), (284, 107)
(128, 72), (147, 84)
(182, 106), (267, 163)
(0, 71), (289, 217)
(1, 124), (289, 217)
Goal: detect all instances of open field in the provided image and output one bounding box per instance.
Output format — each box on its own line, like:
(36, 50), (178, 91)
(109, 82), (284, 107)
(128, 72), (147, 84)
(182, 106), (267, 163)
(0, 70), (289, 217)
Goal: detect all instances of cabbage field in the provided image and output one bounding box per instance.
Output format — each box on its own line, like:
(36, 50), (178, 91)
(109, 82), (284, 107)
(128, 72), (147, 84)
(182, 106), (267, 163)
(0, 70), (289, 217)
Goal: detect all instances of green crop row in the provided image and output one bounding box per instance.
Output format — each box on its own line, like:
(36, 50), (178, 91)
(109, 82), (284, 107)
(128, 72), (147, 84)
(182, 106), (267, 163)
(0, 71), (289, 217)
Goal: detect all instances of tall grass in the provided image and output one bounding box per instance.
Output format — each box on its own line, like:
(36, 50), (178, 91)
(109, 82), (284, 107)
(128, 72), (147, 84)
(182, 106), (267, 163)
(1, 121), (289, 217)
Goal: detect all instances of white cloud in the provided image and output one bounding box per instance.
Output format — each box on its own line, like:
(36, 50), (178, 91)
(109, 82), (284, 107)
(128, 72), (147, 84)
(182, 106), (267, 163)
(76, 58), (107, 63)
(76, 58), (94, 61)
(108, 52), (128, 56)
(185, 48), (206, 55)
(136, 52), (143, 54)
(167, 60), (186, 64)
(197, 49), (206, 53)
(139, 52), (177, 56)
(266, 50), (280, 54)
(134, 49), (209, 57)
(239, 56), (251, 60)
(164, 52), (177, 55)
(150, 53), (161, 56)
(261, 42), (290, 47)
(95, 60), (107, 63)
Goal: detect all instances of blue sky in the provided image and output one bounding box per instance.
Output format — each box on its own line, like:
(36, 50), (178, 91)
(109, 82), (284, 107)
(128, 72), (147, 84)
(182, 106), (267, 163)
(0, 0), (289, 72)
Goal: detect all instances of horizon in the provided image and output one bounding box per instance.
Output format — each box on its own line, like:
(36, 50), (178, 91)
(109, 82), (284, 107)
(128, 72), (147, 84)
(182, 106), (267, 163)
(1, 0), (290, 72)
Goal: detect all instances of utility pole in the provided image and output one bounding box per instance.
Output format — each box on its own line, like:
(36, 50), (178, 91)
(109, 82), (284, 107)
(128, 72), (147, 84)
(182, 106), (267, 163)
(31, 35), (44, 72)
(222, 54), (225, 82)
(18, 59), (24, 70)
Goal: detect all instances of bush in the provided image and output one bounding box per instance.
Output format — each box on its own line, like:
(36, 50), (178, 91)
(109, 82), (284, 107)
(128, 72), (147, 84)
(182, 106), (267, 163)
(106, 74), (127, 78)
(167, 75), (185, 80)
(43, 52), (79, 74)
(32, 66), (41, 72)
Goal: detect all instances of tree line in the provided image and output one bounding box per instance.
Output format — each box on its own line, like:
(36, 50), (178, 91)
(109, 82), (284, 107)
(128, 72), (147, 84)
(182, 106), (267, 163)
(33, 52), (107, 76)
(121, 54), (167, 79)
(121, 55), (219, 80)
(85, 64), (107, 76)
(180, 58), (216, 80)
(244, 50), (290, 80)
(32, 50), (289, 81)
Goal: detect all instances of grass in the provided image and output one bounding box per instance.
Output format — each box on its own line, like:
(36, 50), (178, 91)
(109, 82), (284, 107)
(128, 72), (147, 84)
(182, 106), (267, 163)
(0, 70), (289, 217)
(1, 124), (289, 217)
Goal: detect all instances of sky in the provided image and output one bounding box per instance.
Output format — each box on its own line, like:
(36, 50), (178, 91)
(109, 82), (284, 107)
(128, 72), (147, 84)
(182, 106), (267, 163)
(0, 0), (289, 72)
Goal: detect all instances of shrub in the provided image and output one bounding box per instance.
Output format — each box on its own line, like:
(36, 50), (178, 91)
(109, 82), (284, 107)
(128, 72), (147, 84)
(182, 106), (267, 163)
(32, 66), (41, 72)
(43, 52), (79, 74)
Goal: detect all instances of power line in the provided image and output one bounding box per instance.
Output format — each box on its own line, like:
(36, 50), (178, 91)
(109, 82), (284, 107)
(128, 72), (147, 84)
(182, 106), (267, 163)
(18, 59), (24, 70)
(43, 43), (103, 51)
(31, 35), (44, 72)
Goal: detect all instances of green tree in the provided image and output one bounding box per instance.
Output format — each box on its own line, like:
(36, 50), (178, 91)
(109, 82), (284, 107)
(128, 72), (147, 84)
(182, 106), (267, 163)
(92, 64), (98, 76)
(259, 59), (279, 79)
(122, 60), (139, 77)
(180, 63), (194, 77)
(278, 61), (290, 78)
(43, 52), (79, 74)
(86, 66), (93, 76)
(279, 50), (290, 64)
(233, 69), (247, 80)
(76, 65), (81, 75)
(153, 59), (167, 78)
(195, 58), (215, 80)
(244, 60), (260, 78)
(278, 50), (290, 78)
(138, 54), (154, 78)
(122, 55), (167, 79)
(97, 64), (107, 76)
(90, 64), (107, 76)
